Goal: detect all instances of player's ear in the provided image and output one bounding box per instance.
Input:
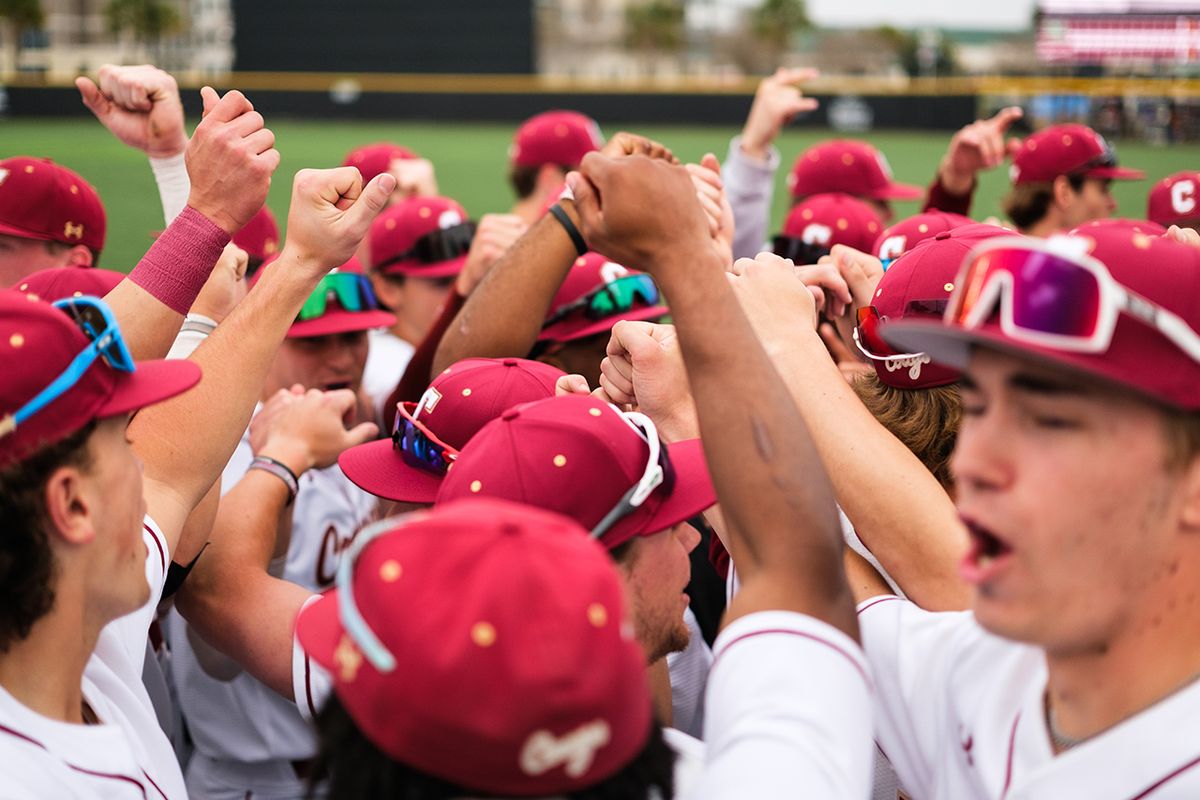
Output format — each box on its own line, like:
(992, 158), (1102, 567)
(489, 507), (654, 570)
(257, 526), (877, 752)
(1178, 449), (1200, 533)
(63, 245), (94, 268)
(1051, 175), (1076, 210)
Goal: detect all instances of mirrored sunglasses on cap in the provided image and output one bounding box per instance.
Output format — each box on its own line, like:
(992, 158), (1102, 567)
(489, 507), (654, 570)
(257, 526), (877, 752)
(591, 410), (676, 540)
(542, 274), (660, 329)
(377, 221), (477, 269)
(854, 300), (947, 362)
(946, 237), (1200, 362)
(0, 296), (134, 438)
(771, 235), (831, 265)
(298, 272), (384, 322)
(391, 402), (459, 475)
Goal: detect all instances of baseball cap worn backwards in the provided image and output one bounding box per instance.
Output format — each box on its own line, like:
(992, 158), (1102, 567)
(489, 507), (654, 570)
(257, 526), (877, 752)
(777, 193), (883, 261)
(0, 157), (106, 254)
(0, 290), (199, 467)
(873, 210), (975, 265)
(787, 140), (923, 201)
(339, 357), (564, 504)
(1009, 124), (1144, 185)
(295, 497), (652, 797)
(368, 196), (473, 279)
(435, 394), (716, 550)
(882, 225), (1200, 410)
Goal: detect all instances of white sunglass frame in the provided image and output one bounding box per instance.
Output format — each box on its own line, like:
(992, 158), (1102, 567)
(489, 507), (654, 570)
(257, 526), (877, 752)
(949, 236), (1200, 363)
(590, 409), (666, 540)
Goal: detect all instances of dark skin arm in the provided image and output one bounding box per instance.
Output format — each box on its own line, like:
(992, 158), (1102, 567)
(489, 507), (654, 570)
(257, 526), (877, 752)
(570, 154), (857, 640)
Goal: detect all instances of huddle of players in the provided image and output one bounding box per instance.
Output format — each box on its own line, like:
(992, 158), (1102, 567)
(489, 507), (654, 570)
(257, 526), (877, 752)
(1, 62), (1199, 800)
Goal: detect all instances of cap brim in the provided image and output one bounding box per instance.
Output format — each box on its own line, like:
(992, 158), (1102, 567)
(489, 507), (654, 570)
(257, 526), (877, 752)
(1085, 166), (1145, 181)
(379, 254), (466, 279)
(338, 438), (443, 504)
(96, 359), (201, 419)
(538, 305), (669, 344)
(868, 182), (925, 201)
(288, 309), (396, 339)
(603, 438), (716, 548)
(295, 588), (343, 676)
(0, 220), (57, 244)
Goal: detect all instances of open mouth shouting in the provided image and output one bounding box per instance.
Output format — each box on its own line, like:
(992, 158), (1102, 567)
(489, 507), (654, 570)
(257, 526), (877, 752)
(960, 516), (1015, 587)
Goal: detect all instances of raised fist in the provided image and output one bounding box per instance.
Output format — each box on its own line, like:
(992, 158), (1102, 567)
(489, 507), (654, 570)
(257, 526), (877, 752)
(282, 167), (396, 274)
(77, 64), (187, 158)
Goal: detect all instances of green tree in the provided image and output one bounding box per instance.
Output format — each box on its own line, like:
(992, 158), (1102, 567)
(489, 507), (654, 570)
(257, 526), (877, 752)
(752, 0), (810, 59)
(0, 0), (43, 75)
(105, 0), (181, 57)
(873, 25), (960, 77)
(625, 0), (687, 54)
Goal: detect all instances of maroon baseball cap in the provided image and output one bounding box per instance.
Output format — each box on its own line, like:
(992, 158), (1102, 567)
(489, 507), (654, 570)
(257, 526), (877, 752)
(339, 358), (564, 503)
(342, 142), (418, 183)
(231, 205), (280, 264)
(297, 497), (650, 796)
(0, 157), (106, 254)
(1069, 217), (1166, 238)
(14, 267), (124, 302)
(510, 111), (603, 169)
(1147, 171), (1200, 227)
(367, 196), (471, 279)
(882, 226), (1200, 410)
(538, 254), (668, 344)
(1009, 124), (1144, 185)
(859, 224), (1013, 390)
(781, 193), (884, 254)
(873, 210), (975, 263)
(435, 394), (716, 550)
(787, 140), (923, 201)
(282, 257), (396, 339)
(0, 290), (200, 467)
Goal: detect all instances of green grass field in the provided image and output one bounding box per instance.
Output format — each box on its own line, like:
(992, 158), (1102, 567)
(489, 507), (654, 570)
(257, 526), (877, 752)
(4, 117), (1199, 271)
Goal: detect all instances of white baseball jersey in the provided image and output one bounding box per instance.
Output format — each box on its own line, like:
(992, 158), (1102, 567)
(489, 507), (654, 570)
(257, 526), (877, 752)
(667, 607), (712, 740)
(169, 426), (377, 798)
(0, 517), (187, 799)
(361, 329), (415, 424)
(860, 594), (1200, 799)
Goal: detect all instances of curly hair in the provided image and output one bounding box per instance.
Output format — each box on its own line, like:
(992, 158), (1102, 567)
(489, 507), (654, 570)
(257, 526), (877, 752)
(309, 696), (676, 800)
(0, 421), (97, 652)
(851, 373), (961, 489)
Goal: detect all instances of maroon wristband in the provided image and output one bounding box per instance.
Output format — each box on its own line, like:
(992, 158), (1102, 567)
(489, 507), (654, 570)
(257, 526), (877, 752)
(128, 206), (231, 316)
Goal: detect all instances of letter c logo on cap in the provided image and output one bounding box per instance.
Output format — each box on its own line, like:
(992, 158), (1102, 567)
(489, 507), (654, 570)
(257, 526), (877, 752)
(1171, 180), (1196, 216)
(802, 223), (833, 247)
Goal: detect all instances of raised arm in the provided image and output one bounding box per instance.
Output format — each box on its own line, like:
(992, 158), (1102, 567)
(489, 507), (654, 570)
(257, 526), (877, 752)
(727, 253), (969, 609)
(926, 106), (1024, 215)
(131, 166), (395, 552)
(570, 154), (856, 639)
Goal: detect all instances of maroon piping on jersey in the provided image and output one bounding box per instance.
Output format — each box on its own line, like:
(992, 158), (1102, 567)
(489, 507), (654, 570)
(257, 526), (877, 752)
(711, 627), (873, 691)
(0, 722), (155, 799)
(144, 522), (166, 575)
(1129, 754), (1200, 798)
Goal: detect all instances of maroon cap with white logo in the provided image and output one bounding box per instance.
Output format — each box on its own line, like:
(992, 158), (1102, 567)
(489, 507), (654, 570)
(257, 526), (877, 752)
(295, 497), (652, 796)
(787, 140), (923, 201)
(782, 193), (884, 254)
(873, 210), (975, 263)
(339, 358), (563, 504)
(14, 267), (124, 303)
(0, 157), (106, 254)
(1147, 171), (1200, 228)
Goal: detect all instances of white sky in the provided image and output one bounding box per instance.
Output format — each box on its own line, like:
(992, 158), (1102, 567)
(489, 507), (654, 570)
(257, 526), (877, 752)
(805, 0), (1038, 30)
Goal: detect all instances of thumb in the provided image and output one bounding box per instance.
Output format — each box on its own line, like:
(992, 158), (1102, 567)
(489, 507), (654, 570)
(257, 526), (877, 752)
(556, 374), (591, 397)
(700, 152), (721, 176)
(1005, 137), (1023, 159)
(200, 86), (219, 119)
(341, 173), (395, 233)
(75, 77), (112, 118)
(993, 106), (1024, 133)
(345, 422), (380, 448)
(566, 170), (601, 233)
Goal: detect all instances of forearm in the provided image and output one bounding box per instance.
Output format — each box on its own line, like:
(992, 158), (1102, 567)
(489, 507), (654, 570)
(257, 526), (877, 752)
(723, 136), (779, 261)
(133, 249), (322, 530)
(433, 207), (578, 373)
(103, 207), (229, 360)
(656, 252), (853, 635)
(771, 332), (969, 610)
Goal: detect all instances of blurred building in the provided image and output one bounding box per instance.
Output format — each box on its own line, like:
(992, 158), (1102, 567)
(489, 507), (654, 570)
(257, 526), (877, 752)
(9, 0), (234, 80)
(1036, 0), (1200, 71)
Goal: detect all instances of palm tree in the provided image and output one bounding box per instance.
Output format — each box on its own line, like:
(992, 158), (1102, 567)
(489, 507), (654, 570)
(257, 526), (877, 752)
(0, 0), (43, 76)
(752, 0), (810, 63)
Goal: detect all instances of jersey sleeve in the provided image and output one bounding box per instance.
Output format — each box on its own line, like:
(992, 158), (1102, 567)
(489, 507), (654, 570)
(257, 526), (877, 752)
(857, 595), (979, 799)
(688, 610), (874, 800)
(293, 595), (333, 723)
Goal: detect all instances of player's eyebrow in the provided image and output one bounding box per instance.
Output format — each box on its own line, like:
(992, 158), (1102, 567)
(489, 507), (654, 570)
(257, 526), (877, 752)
(1007, 371), (1090, 397)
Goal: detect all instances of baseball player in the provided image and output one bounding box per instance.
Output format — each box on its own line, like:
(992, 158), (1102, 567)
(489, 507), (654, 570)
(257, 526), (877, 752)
(0, 82), (390, 796)
(168, 257), (394, 800)
(873, 209), (974, 268)
(861, 224), (1200, 797)
(1002, 123), (1144, 237)
(508, 110), (604, 224)
(773, 192), (884, 264)
(1147, 170), (1200, 232)
(0, 157), (106, 286)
